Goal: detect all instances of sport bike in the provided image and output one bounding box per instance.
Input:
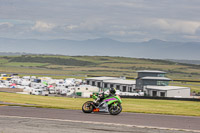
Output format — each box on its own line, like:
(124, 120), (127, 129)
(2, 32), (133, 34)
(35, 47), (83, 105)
(82, 93), (122, 115)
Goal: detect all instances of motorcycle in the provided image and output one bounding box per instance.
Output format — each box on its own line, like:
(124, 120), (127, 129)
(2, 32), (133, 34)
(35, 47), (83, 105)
(82, 92), (122, 115)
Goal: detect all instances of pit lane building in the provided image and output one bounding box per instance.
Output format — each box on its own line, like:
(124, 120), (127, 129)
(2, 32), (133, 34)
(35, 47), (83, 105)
(85, 77), (136, 92)
(85, 70), (191, 98)
(136, 70), (190, 97)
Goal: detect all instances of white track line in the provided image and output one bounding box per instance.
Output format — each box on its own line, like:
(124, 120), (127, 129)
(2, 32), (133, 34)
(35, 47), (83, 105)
(0, 115), (199, 133)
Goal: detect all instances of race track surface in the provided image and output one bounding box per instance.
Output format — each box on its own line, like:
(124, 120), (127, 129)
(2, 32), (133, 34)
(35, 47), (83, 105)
(0, 106), (200, 133)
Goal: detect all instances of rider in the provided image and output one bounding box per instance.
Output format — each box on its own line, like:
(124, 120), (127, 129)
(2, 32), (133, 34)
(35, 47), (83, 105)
(94, 87), (116, 105)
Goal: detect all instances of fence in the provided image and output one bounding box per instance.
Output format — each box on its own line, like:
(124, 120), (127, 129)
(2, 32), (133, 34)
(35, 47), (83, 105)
(120, 96), (200, 101)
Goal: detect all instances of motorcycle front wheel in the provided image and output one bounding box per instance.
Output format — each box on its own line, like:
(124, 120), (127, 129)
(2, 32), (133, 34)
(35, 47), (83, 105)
(82, 101), (94, 113)
(108, 103), (122, 115)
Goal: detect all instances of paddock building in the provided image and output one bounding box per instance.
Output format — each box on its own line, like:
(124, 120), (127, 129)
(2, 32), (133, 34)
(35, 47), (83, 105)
(144, 85), (190, 97)
(85, 77), (136, 92)
(85, 70), (191, 98)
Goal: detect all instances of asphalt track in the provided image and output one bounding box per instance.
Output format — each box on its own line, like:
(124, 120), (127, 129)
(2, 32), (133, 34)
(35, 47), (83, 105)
(0, 106), (200, 133)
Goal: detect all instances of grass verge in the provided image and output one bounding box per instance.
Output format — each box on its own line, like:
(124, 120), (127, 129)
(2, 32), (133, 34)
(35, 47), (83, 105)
(0, 92), (200, 116)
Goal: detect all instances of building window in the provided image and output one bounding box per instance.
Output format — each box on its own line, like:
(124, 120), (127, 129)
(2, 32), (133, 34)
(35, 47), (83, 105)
(158, 74), (165, 77)
(116, 85), (120, 90)
(104, 83), (107, 88)
(110, 84), (113, 88)
(160, 92), (165, 97)
(152, 91), (157, 97)
(123, 86), (126, 92)
(92, 81), (95, 86)
(157, 81), (169, 86)
(97, 82), (101, 87)
(87, 81), (90, 85)
(129, 87), (132, 92)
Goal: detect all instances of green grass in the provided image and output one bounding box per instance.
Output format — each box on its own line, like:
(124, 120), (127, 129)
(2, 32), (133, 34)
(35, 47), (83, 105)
(3, 62), (49, 67)
(170, 81), (200, 93)
(1, 55), (200, 80)
(0, 58), (9, 64)
(1, 55), (200, 87)
(0, 92), (200, 116)
(123, 98), (200, 116)
(0, 92), (86, 110)
(180, 85), (200, 93)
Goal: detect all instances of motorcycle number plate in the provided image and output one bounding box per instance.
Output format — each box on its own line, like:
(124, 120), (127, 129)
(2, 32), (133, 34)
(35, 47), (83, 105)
(93, 108), (100, 112)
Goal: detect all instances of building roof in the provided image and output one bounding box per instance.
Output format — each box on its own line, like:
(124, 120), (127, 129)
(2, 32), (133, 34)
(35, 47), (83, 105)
(141, 77), (171, 81)
(85, 76), (120, 81)
(145, 85), (190, 91)
(136, 70), (166, 74)
(103, 79), (136, 85)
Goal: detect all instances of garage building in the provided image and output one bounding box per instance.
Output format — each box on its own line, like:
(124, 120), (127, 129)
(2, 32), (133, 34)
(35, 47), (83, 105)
(103, 79), (136, 92)
(85, 77), (136, 92)
(145, 85), (191, 97)
(85, 77), (121, 88)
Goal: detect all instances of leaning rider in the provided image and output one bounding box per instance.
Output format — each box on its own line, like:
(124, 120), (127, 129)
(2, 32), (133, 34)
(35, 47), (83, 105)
(95, 87), (116, 105)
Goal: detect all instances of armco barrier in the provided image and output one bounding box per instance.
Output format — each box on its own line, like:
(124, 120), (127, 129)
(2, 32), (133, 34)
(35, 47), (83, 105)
(120, 96), (200, 101)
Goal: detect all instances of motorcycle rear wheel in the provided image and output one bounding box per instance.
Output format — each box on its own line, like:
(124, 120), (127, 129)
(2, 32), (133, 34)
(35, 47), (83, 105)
(108, 103), (122, 115)
(82, 101), (94, 113)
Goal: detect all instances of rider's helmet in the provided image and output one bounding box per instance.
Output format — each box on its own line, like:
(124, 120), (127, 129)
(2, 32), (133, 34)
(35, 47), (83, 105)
(109, 87), (116, 95)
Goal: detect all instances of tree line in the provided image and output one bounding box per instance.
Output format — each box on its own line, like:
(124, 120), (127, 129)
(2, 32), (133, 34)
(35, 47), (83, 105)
(5, 56), (96, 66)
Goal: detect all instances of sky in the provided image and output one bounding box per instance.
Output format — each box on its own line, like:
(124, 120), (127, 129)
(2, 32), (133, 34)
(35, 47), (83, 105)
(0, 0), (200, 42)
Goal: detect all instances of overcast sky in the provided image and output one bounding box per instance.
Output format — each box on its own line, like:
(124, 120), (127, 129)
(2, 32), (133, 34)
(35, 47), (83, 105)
(0, 0), (200, 42)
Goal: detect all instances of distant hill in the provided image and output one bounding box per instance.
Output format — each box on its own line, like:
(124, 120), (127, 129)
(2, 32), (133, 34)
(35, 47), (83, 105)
(168, 59), (200, 65)
(0, 52), (28, 56)
(0, 37), (200, 60)
(0, 55), (200, 81)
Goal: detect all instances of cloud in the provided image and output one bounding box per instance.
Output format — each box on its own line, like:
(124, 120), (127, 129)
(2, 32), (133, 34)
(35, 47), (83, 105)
(107, 31), (126, 36)
(31, 21), (55, 32)
(107, 30), (146, 37)
(0, 22), (14, 29)
(152, 19), (200, 35)
(106, 1), (144, 8)
(65, 25), (78, 30)
(184, 35), (200, 40)
(79, 18), (105, 31)
(0, 0), (200, 42)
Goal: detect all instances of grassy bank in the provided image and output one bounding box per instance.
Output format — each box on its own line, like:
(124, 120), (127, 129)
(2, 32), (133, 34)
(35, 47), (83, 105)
(0, 92), (200, 116)
(1, 55), (200, 80)
(170, 81), (200, 93)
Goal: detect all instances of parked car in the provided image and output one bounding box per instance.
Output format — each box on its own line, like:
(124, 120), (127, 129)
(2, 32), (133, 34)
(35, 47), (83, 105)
(30, 89), (43, 95)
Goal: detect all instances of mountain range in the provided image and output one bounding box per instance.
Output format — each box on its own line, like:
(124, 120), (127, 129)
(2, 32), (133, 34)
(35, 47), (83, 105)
(0, 37), (200, 60)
